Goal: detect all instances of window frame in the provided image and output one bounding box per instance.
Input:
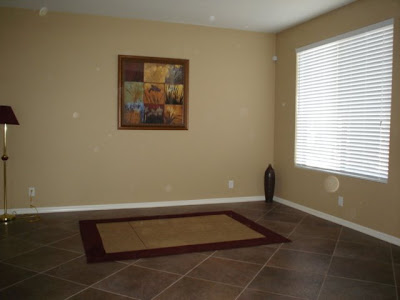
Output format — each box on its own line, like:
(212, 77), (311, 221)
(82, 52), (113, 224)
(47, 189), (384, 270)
(294, 19), (394, 183)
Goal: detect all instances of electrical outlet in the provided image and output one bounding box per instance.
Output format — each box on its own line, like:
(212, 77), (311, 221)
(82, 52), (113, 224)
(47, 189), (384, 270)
(28, 187), (36, 197)
(338, 196), (344, 207)
(228, 180), (234, 189)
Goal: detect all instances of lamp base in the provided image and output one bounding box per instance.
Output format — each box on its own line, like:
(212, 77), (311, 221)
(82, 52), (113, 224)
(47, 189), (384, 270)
(0, 213), (16, 223)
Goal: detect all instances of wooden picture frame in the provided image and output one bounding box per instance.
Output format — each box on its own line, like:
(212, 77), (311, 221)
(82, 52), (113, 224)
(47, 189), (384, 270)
(118, 55), (189, 130)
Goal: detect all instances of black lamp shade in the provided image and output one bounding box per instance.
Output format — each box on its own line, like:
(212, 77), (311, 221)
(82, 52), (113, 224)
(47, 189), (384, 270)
(0, 106), (19, 125)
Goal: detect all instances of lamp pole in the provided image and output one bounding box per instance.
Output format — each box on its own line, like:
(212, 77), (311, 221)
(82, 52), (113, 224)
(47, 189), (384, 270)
(0, 106), (19, 222)
(1, 123), (14, 222)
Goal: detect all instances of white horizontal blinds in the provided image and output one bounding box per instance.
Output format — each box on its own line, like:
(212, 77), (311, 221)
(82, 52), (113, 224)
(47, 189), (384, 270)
(295, 19), (393, 182)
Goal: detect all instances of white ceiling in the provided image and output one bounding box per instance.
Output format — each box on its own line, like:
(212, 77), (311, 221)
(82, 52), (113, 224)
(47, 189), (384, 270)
(0, 0), (356, 33)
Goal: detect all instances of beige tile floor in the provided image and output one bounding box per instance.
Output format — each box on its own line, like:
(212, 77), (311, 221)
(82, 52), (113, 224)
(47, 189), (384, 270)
(0, 201), (399, 299)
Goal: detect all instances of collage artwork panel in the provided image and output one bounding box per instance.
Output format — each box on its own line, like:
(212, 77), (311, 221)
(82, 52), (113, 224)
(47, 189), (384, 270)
(122, 62), (185, 126)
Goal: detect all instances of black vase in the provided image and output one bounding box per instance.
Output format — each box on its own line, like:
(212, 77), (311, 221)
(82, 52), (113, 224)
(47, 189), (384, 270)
(264, 164), (275, 203)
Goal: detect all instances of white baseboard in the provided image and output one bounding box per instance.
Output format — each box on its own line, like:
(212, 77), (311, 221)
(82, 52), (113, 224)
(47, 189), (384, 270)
(274, 196), (400, 247)
(2, 196), (265, 215)
(3, 194), (399, 246)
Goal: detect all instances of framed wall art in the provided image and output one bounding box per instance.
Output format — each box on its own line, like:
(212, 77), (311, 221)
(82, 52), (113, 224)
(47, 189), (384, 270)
(118, 55), (189, 130)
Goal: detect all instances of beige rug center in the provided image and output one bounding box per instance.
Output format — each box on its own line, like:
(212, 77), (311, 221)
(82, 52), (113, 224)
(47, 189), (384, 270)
(96, 214), (264, 253)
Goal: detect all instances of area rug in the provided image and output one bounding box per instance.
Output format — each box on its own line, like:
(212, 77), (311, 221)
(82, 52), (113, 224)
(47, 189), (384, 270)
(79, 210), (291, 263)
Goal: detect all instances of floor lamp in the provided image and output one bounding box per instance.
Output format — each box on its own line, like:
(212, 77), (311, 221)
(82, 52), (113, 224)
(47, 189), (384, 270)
(0, 106), (19, 223)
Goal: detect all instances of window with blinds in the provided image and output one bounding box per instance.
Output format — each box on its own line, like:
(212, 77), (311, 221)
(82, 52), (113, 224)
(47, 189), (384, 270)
(295, 19), (394, 183)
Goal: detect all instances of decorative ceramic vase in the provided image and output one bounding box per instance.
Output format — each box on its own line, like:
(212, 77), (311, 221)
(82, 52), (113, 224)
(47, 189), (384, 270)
(264, 164), (275, 203)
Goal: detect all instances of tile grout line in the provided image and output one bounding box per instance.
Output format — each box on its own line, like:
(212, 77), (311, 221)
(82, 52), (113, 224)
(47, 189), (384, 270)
(4, 251), (83, 275)
(0, 232), (86, 291)
(327, 274), (397, 287)
(1, 234), (82, 265)
(11, 224), (78, 240)
(0, 243), (44, 263)
(231, 203), (307, 297)
(0, 221), (49, 237)
(208, 255), (266, 266)
(88, 287), (141, 300)
(257, 263), (331, 276)
(279, 244), (393, 261)
(316, 226), (343, 300)
(38, 254), (85, 275)
(249, 263), (397, 287)
(38, 272), (88, 288)
(63, 262), (135, 300)
(46, 232), (80, 245)
(0, 260), (44, 273)
(42, 233), (81, 246)
(254, 209), (273, 222)
(45, 244), (84, 255)
(244, 287), (307, 299)
(286, 213), (308, 238)
(72, 285), (140, 300)
(390, 246), (399, 300)
(236, 212), (319, 300)
(129, 263), (186, 276)
(235, 207), (307, 300)
(150, 251), (217, 300)
(232, 209), (307, 300)
(0, 273), (40, 292)
(135, 253), (265, 272)
(0, 254), (85, 292)
(233, 245), (282, 300)
(277, 246), (334, 257)
(184, 274), (249, 289)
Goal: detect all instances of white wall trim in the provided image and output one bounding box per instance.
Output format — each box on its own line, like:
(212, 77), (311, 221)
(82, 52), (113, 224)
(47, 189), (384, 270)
(3, 194), (398, 246)
(2, 196), (265, 215)
(274, 196), (400, 246)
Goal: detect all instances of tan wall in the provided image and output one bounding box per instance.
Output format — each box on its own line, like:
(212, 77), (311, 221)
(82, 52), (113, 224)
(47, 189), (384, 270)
(275, 0), (400, 238)
(0, 8), (276, 208)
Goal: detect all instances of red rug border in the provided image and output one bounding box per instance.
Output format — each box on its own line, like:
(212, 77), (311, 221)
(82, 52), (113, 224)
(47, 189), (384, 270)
(79, 210), (291, 263)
